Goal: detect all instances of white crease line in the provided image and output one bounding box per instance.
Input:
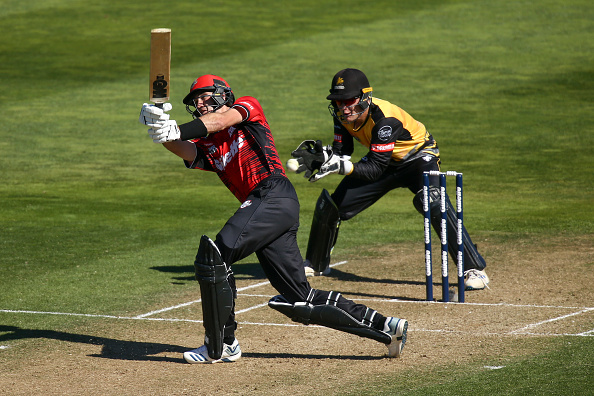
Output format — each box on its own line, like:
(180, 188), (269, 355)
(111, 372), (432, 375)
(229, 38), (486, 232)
(135, 261), (349, 318)
(576, 329), (594, 336)
(134, 300), (202, 318)
(509, 307), (594, 334)
(235, 302), (269, 314)
(0, 311), (593, 337)
(134, 280), (273, 318)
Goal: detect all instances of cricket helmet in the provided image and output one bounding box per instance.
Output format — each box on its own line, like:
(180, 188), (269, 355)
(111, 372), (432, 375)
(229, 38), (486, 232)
(183, 74), (235, 117)
(326, 68), (372, 102)
(327, 68), (373, 123)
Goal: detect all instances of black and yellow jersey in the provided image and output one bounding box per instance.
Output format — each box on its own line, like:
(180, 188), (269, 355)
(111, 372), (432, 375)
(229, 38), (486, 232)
(331, 98), (439, 181)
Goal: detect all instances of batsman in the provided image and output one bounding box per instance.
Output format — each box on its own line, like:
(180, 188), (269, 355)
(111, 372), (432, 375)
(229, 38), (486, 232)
(289, 68), (489, 291)
(139, 74), (409, 363)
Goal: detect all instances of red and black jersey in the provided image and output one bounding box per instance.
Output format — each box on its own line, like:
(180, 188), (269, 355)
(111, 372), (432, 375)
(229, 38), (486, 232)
(332, 98), (439, 181)
(187, 96), (286, 202)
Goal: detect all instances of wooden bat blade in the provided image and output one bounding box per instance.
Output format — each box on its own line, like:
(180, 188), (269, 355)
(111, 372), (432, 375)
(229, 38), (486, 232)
(149, 28), (171, 104)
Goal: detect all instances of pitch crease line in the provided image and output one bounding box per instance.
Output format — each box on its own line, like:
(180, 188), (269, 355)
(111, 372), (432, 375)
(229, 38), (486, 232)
(508, 307), (594, 334)
(1, 310), (593, 336)
(134, 261), (348, 318)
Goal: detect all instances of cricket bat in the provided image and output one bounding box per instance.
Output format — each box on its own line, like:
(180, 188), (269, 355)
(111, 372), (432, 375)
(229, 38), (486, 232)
(149, 28), (171, 108)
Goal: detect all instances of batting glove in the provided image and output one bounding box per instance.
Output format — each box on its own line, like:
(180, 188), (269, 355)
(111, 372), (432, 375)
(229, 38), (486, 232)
(148, 120), (181, 144)
(309, 155), (353, 182)
(139, 103), (173, 128)
(290, 140), (333, 178)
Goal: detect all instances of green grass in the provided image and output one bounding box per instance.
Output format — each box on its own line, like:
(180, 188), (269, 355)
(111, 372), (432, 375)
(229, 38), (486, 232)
(1, 0), (593, 393)
(348, 337), (594, 395)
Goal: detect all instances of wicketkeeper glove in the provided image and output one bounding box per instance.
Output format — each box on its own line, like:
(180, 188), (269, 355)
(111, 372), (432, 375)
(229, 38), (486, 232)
(289, 140), (333, 179)
(309, 154), (353, 182)
(148, 120), (181, 144)
(139, 102), (172, 128)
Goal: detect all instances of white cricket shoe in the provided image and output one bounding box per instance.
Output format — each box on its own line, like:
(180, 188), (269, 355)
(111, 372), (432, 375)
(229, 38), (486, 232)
(464, 269), (490, 290)
(304, 259), (331, 277)
(183, 339), (241, 364)
(383, 317), (408, 358)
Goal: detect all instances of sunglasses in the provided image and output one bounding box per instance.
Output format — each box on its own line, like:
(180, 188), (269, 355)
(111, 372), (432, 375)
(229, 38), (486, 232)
(335, 97), (360, 108)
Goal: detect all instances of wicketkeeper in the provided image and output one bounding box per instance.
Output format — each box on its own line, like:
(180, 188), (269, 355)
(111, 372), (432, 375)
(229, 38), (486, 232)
(139, 74), (408, 363)
(289, 68), (489, 291)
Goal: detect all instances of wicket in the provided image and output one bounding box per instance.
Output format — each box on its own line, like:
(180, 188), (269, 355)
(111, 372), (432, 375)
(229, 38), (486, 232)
(422, 171), (465, 303)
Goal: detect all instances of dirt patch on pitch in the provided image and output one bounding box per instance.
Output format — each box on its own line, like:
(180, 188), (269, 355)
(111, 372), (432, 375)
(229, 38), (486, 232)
(1, 235), (592, 395)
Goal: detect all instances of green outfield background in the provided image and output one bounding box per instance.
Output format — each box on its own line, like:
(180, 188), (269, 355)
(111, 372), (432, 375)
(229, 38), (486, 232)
(1, 0), (592, 394)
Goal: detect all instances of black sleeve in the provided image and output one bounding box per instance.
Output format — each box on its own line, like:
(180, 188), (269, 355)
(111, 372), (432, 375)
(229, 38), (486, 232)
(331, 118), (354, 157)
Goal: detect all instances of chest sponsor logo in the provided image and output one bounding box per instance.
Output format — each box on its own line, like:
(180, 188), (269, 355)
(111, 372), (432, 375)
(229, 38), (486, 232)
(377, 125), (392, 141)
(371, 142), (395, 152)
(213, 135), (245, 171)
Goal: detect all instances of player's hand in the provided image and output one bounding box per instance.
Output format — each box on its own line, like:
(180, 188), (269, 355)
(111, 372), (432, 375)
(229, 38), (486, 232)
(148, 120), (181, 143)
(309, 155), (353, 182)
(289, 140), (332, 178)
(139, 103), (173, 128)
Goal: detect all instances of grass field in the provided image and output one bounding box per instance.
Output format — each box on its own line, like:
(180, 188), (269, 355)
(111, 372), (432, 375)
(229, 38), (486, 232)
(1, 0), (593, 394)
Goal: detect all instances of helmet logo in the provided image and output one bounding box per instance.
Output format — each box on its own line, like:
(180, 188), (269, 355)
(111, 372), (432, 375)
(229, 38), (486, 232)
(334, 77), (345, 90)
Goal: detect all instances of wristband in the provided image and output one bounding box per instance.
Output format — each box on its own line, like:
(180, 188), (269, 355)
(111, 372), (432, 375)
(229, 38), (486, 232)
(179, 118), (208, 140)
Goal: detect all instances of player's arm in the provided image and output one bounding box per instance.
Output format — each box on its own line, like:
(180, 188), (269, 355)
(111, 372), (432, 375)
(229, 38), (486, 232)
(139, 103), (243, 143)
(177, 107), (243, 139)
(162, 140), (197, 162)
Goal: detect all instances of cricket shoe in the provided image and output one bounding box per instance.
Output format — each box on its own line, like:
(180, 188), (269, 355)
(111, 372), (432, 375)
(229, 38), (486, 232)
(183, 339), (241, 364)
(304, 259), (331, 277)
(383, 317), (408, 358)
(464, 269), (490, 290)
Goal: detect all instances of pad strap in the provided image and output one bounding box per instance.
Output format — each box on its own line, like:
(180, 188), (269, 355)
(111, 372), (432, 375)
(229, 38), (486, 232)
(268, 292), (391, 344)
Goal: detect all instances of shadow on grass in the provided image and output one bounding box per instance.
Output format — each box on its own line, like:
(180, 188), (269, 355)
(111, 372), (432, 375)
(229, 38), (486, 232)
(327, 268), (445, 301)
(0, 325), (386, 362)
(150, 262), (267, 282)
(150, 264), (436, 301)
(0, 325), (186, 363)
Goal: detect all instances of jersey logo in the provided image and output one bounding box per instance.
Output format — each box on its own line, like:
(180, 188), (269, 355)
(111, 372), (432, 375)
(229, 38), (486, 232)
(213, 136), (245, 171)
(240, 200), (252, 209)
(371, 142), (395, 152)
(377, 125), (392, 141)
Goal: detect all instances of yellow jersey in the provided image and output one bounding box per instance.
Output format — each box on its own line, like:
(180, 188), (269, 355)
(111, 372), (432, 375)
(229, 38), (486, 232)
(332, 98), (439, 180)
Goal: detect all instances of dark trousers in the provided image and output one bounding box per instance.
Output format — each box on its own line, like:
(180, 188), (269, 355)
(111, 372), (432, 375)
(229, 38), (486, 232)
(214, 176), (384, 337)
(332, 156), (440, 220)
